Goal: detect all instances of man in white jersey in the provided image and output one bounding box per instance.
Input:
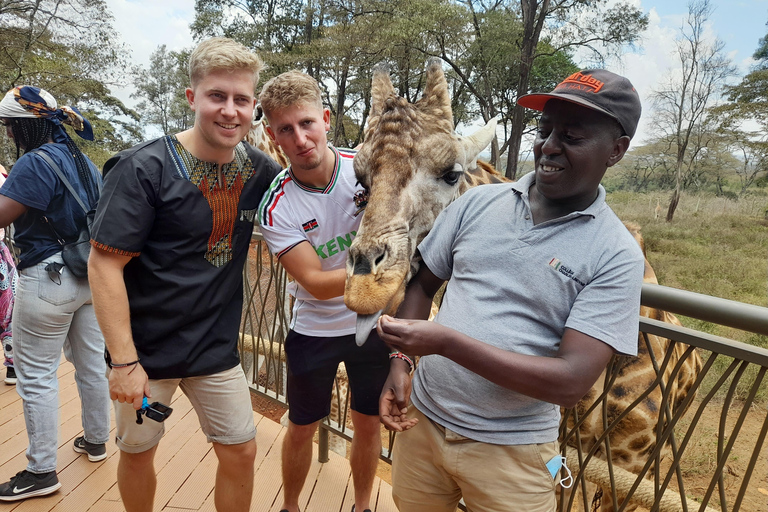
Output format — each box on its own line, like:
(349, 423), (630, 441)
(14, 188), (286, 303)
(257, 70), (388, 512)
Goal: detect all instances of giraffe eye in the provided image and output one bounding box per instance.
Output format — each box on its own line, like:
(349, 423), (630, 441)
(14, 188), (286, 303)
(440, 164), (463, 186)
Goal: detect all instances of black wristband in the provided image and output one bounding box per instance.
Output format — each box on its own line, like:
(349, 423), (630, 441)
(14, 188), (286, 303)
(108, 359), (140, 369)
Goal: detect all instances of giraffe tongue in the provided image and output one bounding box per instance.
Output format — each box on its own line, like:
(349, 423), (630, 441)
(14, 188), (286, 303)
(355, 312), (382, 346)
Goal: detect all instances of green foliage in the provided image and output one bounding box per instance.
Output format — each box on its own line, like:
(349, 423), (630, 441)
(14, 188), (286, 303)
(192, 0), (306, 70)
(131, 46), (194, 137)
(0, 0), (140, 167)
(188, 0), (645, 156)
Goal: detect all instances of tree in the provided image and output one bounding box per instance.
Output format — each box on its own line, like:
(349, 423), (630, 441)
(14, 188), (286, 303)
(0, 0), (140, 166)
(649, 0), (736, 221)
(716, 21), (768, 195)
(131, 46), (194, 136)
(504, 0), (648, 179)
(719, 129), (768, 196)
(188, 0), (645, 163)
(616, 142), (676, 192)
(191, 0), (306, 74)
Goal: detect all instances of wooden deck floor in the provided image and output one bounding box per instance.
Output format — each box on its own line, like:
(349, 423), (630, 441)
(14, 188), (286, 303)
(0, 361), (398, 512)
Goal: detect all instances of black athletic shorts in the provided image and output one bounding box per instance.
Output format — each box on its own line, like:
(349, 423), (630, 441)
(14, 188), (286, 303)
(284, 329), (390, 425)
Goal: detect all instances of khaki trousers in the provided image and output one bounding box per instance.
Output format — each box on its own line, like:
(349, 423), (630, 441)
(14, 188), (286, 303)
(392, 407), (558, 512)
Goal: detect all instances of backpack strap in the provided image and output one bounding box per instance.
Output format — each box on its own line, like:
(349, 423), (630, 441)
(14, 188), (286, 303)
(33, 150), (88, 214)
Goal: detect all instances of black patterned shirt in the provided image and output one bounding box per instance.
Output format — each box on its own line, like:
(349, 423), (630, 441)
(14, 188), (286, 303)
(91, 135), (280, 379)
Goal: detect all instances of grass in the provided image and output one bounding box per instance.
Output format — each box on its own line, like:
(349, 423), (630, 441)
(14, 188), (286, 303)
(606, 191), (767, 309)
(606, 190), (768, 402)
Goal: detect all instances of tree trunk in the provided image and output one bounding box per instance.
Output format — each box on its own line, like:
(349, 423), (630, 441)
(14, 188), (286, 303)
(666, 186), (680, 221)
(490, 136), (500, 169)
(333, 62), (349, 147)
(506, 0), (550, 180)
(505, 107), (525, 180)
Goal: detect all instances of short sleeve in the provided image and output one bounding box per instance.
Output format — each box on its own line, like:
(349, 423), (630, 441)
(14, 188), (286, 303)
(90, 150), (157, 257)
(417, 194), (468, 281)
(259, 196), (306, 258)
(565, 248), (644, 356)
(0, 152), (58, 210)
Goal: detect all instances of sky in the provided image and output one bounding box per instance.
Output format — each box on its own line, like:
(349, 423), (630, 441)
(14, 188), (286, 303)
(103, 0), (768, 145)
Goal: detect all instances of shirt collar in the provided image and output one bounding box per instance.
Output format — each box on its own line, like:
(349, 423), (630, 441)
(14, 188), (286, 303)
(510, 171), (607, 219)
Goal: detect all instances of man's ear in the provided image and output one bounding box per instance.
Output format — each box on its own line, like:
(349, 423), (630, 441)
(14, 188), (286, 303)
(607, 135), (631, 167)
(185, 88), (195, 110)
(323, 108), (331, 132)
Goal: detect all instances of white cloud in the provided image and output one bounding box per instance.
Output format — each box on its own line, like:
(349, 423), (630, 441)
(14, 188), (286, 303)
(105, 0), (196, 107)
(604, 3), (754, 145)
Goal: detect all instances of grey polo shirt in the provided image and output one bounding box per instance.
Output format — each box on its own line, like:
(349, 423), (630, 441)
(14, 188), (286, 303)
(411, 172), (644, 445)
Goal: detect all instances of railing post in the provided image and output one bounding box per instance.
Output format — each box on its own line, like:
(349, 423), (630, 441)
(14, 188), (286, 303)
(318, 425), (330, 463)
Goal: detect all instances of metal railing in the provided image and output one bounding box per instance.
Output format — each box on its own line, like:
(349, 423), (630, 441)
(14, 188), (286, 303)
(241, 233), (768, 512)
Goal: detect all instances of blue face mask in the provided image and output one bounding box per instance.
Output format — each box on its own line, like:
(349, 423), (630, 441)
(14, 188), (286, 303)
(546, 455), (573, 488)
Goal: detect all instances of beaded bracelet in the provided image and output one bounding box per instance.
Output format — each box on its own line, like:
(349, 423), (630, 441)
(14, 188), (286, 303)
(389, 351), (413, 373)
(109, 359), (140, 369)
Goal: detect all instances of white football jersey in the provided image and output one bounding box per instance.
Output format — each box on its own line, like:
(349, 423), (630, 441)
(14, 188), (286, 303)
(258, 147), (367, 336)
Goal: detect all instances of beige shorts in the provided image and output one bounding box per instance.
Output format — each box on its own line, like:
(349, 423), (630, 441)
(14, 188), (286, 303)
(114, 365), (256, 453)
(391, 407), (559, 512)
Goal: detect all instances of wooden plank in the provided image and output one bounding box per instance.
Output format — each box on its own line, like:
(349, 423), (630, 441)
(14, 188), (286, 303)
(0, 361), (374, 512)
(85, 501), (125, 512)
(154, 430), (213, 510)
(373, 479), (398, 512)
(0, 371), (77, 422)
(0, 374), (83, 477)
(10, 422), (118, 512)
(47, 455), (119, 512)
(304, 450), (351, 512)
(297, 445), (323, 512)
(0, 384), (20, 411)
(100, 397), (198, 503)
(245, 423), (285, 512)
(165, 444), (217, 509)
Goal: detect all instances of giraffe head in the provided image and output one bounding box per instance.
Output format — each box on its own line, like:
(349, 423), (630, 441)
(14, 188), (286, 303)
(344, 59), (497, 344)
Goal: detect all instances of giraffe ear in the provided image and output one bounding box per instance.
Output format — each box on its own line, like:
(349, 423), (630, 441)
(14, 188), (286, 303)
(370, 62), (394, 120)
(419, 58), (453, 127)
(460, 118), (497, 165)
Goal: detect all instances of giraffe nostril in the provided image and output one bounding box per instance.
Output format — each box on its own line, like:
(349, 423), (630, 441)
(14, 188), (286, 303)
(352, 254), (372, 275)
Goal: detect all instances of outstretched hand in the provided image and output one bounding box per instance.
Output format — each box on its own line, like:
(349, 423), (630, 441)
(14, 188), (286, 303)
(379, 360), (418, 432)
(376, 314), (449, 357)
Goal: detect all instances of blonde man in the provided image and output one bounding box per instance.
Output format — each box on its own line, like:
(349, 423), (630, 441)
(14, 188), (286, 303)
(258, 71), (389, 512)
(89, 37), (280, 512)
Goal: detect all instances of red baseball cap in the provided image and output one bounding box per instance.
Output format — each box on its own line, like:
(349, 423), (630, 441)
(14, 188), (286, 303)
(517, 69), (642, 139)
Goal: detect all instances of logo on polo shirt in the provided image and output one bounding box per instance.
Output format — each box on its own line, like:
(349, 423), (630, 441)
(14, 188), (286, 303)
(302, 219), (319, 232)
(549, 258), (586, 286)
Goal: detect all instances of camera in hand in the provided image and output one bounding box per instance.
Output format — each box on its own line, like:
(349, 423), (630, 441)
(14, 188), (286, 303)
(135, 397), (173, 425)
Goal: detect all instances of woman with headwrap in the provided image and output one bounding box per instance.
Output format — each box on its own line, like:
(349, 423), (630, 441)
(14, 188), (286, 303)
(0, 86), (110, 501)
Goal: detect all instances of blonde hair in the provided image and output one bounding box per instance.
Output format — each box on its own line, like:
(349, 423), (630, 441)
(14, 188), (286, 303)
(188, 37), (264, 89)
(259, 70), (323, 120)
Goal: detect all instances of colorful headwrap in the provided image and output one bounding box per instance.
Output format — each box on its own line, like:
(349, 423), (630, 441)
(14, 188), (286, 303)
(0, 86), (94, 141)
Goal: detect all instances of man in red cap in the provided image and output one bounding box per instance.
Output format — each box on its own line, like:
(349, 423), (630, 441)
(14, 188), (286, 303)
(377, 69), (645, 511)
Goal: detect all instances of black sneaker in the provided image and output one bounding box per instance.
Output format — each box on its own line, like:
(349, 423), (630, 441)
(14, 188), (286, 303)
(0, 470), (61, 501)
(4, 366), (15, 385)
(73, 436), (107, 462)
